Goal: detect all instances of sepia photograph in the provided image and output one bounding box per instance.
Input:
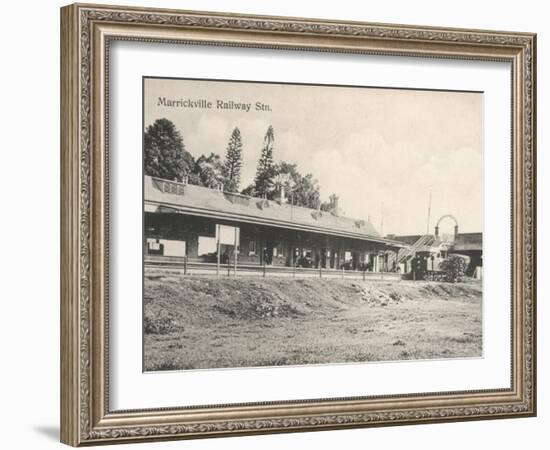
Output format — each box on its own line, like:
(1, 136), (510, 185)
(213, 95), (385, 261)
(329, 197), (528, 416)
(142, 76), (483, 372)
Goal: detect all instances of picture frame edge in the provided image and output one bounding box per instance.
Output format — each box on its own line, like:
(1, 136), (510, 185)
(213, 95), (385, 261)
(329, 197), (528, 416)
(60, 3), (537, 446)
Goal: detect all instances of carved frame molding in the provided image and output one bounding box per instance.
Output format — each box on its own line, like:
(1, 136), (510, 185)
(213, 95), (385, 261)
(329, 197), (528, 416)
(61, 3), (536, 446)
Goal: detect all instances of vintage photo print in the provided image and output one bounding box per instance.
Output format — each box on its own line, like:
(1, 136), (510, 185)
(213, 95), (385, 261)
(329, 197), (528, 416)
(142, 77), (483, 372)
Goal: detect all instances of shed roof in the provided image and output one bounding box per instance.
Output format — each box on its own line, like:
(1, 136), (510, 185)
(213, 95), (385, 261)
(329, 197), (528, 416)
(452, 232), (483, 251)
(144, 176), (405, 247)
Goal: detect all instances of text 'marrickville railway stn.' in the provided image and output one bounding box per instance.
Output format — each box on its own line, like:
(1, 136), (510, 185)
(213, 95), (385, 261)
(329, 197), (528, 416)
(144, 176), (483, 279)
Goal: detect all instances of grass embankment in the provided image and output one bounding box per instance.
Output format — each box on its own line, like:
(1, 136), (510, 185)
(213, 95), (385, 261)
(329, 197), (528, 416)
(144, 271), (482, 371)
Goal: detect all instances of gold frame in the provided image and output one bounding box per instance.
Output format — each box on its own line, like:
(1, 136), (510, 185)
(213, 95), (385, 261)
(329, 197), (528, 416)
(60, 3), (537, 446)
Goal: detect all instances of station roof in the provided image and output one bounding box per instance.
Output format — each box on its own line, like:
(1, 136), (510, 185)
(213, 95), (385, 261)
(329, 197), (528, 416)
(144, 176), (405, 248)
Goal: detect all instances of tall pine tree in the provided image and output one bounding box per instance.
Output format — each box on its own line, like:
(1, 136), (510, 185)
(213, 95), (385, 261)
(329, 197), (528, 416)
(223, 127), (243, 192)
(253, 125), (276, 197)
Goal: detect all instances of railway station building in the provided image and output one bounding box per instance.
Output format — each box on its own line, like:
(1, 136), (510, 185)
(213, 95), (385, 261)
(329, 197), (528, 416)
(144, 176), (405, 271)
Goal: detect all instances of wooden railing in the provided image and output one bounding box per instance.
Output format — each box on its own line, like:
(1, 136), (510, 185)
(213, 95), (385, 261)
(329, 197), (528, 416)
(151, 177), (186, 195)
(144, 256), (402, 281)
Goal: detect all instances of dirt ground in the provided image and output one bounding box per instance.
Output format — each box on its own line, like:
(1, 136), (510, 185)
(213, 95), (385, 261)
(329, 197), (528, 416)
(143, 270), (482, 371)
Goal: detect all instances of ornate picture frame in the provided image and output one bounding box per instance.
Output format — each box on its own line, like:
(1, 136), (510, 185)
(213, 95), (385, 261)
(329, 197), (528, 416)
(60, 3), (536, 446)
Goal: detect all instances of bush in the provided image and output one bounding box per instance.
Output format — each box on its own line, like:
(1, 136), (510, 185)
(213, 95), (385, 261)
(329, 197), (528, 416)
(439, 255), (467, 283)
(144, 313), (176, 335)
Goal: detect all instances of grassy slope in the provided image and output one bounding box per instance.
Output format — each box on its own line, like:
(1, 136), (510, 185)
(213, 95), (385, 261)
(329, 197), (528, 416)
(144, 271), (482, 371)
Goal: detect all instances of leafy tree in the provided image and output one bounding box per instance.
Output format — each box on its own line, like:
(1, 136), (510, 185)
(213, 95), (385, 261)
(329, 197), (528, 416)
(439, 255), (468, 283)
(187, 171), (202, 186)
(192, 153), (225, 189)
(293, 173), (321, 209)
(272, 172), (293, 202)
(320, 194), (339, 213)
(222, 127), (243, 192)
(272, 162), (321, 209)
(320, 200), (333, 212)
(240, 183), (256, 197)
(144, 118), (194, 181)
(253, 126), (276, 197)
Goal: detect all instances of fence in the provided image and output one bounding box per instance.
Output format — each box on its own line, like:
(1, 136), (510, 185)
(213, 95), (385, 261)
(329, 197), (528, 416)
(144, 256), (402, 282)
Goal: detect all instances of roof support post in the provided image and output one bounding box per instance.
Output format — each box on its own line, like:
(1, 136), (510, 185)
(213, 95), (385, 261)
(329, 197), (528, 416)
(234, 227), (238, 277)
(216, 224), (220, 277)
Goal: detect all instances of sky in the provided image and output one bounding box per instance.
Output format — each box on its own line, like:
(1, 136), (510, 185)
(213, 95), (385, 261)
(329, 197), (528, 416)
(144, 77), (483, 236)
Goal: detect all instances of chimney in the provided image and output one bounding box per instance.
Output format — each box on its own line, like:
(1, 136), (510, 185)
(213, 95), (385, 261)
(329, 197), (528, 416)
(279, 185), (286, 204)
(330, 194), (340, 216)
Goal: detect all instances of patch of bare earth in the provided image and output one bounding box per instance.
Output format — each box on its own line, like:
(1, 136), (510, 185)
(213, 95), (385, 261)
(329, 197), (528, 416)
(143, 270), (482, 371)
